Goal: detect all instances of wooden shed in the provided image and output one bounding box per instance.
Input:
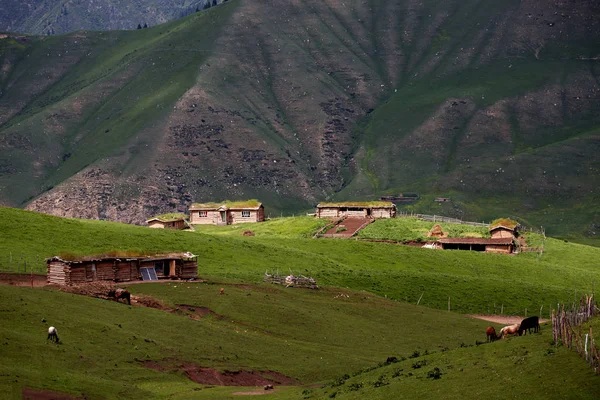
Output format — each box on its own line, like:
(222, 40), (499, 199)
(490, 225), (518, 239)
(315, 201), (396, 219)
(436, 238), (514, 254)
(146, 213), (188, 230)
(189, 200), (265, 225)
(46, 253), (198, 286)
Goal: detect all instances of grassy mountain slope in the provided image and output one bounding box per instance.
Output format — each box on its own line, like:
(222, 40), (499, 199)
(0, 0), (224, 35)
(0, 0), (599, 240)
(1, 207), (600, 398)
(3, 284), (599, 399)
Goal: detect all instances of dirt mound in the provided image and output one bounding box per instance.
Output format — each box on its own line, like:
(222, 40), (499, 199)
(22, 387), (82, 400)
(142, 359), (297, 386)
(59, 281), (116, 298)
(242, 230), (255, 237)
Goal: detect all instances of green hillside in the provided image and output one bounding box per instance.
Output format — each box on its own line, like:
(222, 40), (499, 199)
(1, 207), (599, 315)
(1, 207), (600, 398)
(1, 0), (599, 240)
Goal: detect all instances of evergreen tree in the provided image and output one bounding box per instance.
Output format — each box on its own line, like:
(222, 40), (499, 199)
(212, 0), (217, 6)
(137, 23), (142, 29)
(143, 23), (148, 28)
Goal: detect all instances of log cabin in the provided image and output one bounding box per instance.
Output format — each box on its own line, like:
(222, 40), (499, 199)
(189, 200), (265, 225)
(315, 201), (396, 219)
(46, 253), (198, 286)
(146, 213), (188, 230)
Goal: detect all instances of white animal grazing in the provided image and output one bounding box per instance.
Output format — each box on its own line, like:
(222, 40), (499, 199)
(47, 326), (59, 343)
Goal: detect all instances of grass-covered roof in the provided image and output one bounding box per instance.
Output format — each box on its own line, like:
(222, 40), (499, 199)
(190, 199), (262, 209)
(490, 218), (520, 229)
(147, 213), (188, 222)
(317, 201), (395, 208)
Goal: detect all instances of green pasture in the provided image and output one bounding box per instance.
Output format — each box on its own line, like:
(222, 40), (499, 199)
(303, 327), (600, 400)
(1, 207), (600, 397)
(0, 282), (490, 399)
(358, 217), (490, 241)
(0, 207), (598, 316)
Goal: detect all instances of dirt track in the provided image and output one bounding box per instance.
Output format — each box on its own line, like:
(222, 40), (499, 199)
(468, 314), (550, 325)
(0, 272), (47, 287)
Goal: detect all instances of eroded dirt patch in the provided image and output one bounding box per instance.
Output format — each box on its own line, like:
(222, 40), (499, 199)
(177, 304), (222, 319)
(22, 387), (82, 400)
(142, 359), (297, 386)
(0, 273), (47, 287)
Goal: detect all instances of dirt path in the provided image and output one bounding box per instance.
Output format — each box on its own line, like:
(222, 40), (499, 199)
(468, 314), (550, 325)
(0, 272), (47, 287)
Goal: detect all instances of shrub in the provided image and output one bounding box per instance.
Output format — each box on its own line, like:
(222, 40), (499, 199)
(427, 367), (442, 379)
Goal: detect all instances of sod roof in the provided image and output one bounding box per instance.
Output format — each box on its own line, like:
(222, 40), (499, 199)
(190, 200), (262, 210)
(490, 218), (519, 229)
(146, 213), (187, 222)
(317, 201), (395, 208)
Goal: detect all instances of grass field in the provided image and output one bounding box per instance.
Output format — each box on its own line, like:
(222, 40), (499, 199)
(0, 282), (492, 399)
(1, 206), (600, 397)
(0, 206), (597, 315)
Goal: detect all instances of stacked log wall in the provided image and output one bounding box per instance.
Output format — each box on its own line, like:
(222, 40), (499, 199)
(69, 267), (86, 284)
(179, 261), (198, 278)
(485, 245), (512, 254)
(47, 261), (69, 285)
(115, 261), (134, 281)
(317, 208), (339, 218)
(372, 208), (394, 218)
(95, 261), (114, 280)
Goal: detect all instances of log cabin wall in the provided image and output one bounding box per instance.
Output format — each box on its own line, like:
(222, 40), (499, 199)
(490, 228), (514, 239)
(485, 244), (512, 254)
(47, 261), (69, 285)
(95, 261), (114, 281)
(317, 208), (339, 218)
(180, 260), (198, 279)
(69, 266), (86, 284)
(372, 208), (395, 218)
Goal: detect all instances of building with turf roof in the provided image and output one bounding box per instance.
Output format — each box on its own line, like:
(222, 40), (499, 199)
(490, 225), (518, 239)
(436, 237), (514, 254)
(315, 201), (396, 219)
(145, 213), (188, 230)
(189, 200), (265, 225)
(46, 253), (198, 285)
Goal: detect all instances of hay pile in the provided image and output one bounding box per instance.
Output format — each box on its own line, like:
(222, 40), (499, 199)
(427, 224), (447, 238)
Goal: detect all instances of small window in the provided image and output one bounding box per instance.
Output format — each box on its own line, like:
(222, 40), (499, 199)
(199, 211), (207, 217)
(242, 211), (251, 218)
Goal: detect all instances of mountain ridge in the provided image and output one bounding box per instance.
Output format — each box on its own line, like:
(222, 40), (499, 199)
(0, 0), (599, 240)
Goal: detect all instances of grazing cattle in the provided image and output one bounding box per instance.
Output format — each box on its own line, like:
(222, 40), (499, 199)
(108, 288), (131, 305)
(486, 326), (499, 342)
(47, 326), (59, 343)
(519, 316), (540, 335)
(499, 323), (521, 339)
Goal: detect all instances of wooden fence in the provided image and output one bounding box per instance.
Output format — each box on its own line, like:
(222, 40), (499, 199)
(396, 212), (546, 235)
(0, 253), (46, 273)
(552, 295), (599, 374)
